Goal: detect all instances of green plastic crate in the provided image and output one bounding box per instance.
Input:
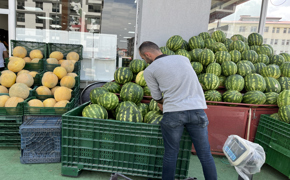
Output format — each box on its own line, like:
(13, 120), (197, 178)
(0, 139), (20, 147)
(0, 98), (25, 116)
(23, 97), (75, 115)
(61, 102), (191, 179)
(0, 115), (23, 126)
(44, 60), (81, 74)
(0, 132), (20, 140)
(4, 58), (44, 72)
(10, 40), (47, 59)
(47, 43), (83, 60)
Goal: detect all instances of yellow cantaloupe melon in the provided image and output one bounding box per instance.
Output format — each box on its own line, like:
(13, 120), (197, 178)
(67, 73), (78, 78)
(29, 49), (43, 59)
(0, 95), (10, 107)
(53, 67), (67, 79)
(42, 72), (58, 88)
(36, 86), (52, 95)
(28, 99), (44, 107)
(28, 71), (38, 78)
(13, 46), (27, 58)
(23, 57), (32, 63)
(46, 58), (58, 64)
(50, 51), (63, 60)
(0, 86), (8, 93)
(54, 100), (69, 107)
(16, 73), (34, 87)
(5, 97), (24, 107)
(43, 98), (56, 107)
(60, 76), (75, 89)
(51, 86), (60, 95)
(9, 83), (30, 99)
(9, 56), (20, 61)
(1, 70), (14, 74)
(8, 58), (25, 72)
(58, 60), (65, 64)
(66, 52), (79, 61)
(61, 60), (74, 73)
(54, 87), (72, 101)
(31, 58), (40, 63)
(17, 70), (30, 76)
(0, 72), (16, 88)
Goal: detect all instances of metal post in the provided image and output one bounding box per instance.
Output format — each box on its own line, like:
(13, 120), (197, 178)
(258, 0), (269, 35)
(8, 0), (16, 56)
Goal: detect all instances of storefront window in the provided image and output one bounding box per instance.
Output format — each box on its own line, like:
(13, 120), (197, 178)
(0, 0), (8, 9)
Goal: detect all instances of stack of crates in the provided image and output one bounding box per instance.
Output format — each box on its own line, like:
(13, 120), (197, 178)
(19, 116), (62, 164)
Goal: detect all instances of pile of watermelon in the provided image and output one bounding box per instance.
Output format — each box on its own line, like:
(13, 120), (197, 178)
(163, 31), (290, 124)
(82, 59), (163, 124)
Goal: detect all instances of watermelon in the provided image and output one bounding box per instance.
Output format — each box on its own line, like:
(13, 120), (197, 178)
(180, 40), (190, 51)
(198, 73), (219, 90)
(230, 40), (245, 52)
(260, 64), (281, 79)
(215, 51), (231, 64)
(198, 32), (211, 40)
(231, 34), (246, 42)
(206, 63), (221, 76)
(204, 90), (222, 104)
(115, 101), (137, 116)
(280, 53), (290, 62)
(249, 45), (260, 52)
(256, 54), (270, 64)
(240, 60), (256, 73)
(82, 104), (108, 119)
(120, 82), (144, 104)
(254, 63), (266, 74)
(135, 71), (146, 87)
(256, 46), (272, 57)
(129, 59), (147, 74)
(219, 76), (226, 87)
(223, 38), (233, 51)
(265, 92), (279, 105)
(244, 44), (250, 51)
(188, 36), (204, 50)
(149, 99), (160, 111)
(102, 82), (121, 93)
(190, 49), (203, 62)
(229, 50), (241, 63)
(263, 44), (274, 55)
(248, 33), (263, 46)
(191, 62), (203, 75)
(148, 115), (163, 124)
(114, 67), (134, 84)
(222, 90), (243, 104)
(175, 49), (191, 60)
(225, 74), (244, 91)
(278, 105), (290, 123)
(160, 46), (175, 55)
(90, 87), (109, 104)
(264, 77), (281, 93)
(143, 86), (151, 96)
(221, 61), (237, 76)
(166, 35), (183, 51)
(144, 111), (162, 123)
(116, 106), (143, 122)
(237, 62), (252, 77)
(244, 73), (266, 92)
(270, 55), (285, 66)
(98, 92), (119, 110)
(277, 90), (290, 107)
(241, 50), (258, 63)
(270, 113), (280, 120)
(199, 49), (215, 66)
(211, 42), (228, 53)
(211, 30), (226, 42)
(242, 91), (266, 104)
(137, 103), (149, 117)
(204, 38), (216, 49)
(279, 77), (290, 91)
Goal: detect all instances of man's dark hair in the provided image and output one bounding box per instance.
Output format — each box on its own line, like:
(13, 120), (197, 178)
(139, 41), (160, 55)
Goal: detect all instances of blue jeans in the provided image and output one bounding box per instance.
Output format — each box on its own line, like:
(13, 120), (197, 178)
(160, 109), (217, 180)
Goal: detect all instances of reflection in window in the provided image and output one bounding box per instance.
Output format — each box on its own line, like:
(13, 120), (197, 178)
(274, 50), (276, 54)
(239, 26), (246, 32)
(36, 2), (43, 10)
(288, 28), (290, 33)
(282, 40), (285, 45)
(287, 40), (290, 45)
(272, 27), (275, 33)
(251, 26), (257, 32)
(89, 4), (102, 13)
(36, 14), (44, 24)
(276, 28), (280, 33)
(17, 0), (25, 10)
(263, 38), (267, 44)
(265, 26), (269, 32)
(17, 13), (25, 22)
(274, 39), (278, 45)
(284, 28), (287, 33)
(270, 39), (274, 45)
(52, 3), (60, 13)
(51, 15), (61, 25)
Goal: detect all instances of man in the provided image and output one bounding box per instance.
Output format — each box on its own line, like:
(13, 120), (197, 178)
(0, 37), (9, 71)
(139, 41), (217, 180)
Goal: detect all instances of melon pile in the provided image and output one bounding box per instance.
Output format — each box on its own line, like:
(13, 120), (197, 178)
(47, 51), (79, 73)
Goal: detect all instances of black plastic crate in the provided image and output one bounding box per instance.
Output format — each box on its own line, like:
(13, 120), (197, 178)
(20, 115), (62, 164)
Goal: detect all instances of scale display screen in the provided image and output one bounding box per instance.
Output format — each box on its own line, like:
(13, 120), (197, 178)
(224, 138), (247, 162)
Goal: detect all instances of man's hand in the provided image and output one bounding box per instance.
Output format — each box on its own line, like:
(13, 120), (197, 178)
(157, 103), (163, 112)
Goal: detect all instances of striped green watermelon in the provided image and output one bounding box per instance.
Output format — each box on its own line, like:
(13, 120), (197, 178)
(223, 38), (233, 51)
(231, 34), (246, 42)
(241, 50), (258, 63)
(102, 82), (121, 93)
(188, 36), (204, 50)
(240, 60), (256, 73)
(256, 54), (270, 64)
(160, 46), (175, 55)
(263, 44), (274, 55)
(264, 77), (281, 93)
(166, 35), (184, 51)
(249, 45), (260, 52)
(82, 104), (108, 119)
(135, 71), (146, 86)
(144, 111), (162, 123)
(204, 38), (216, 49)
(211, 42), (228, 53)
(277, 90), (290, 107)
(265, 92), (279, 105)
(180, 40), (190, 51)
(222, 90), (243, 104)
(137, 103), (149, 117)
(206, 63), (221, 76)
(143, 86), (151, 96)
(230, 40), (245, 52)
(90, 87), (109, 104)
(215, 51), (231, 64)
(176, 49), (191, 60)
(260, 64), (281, 79)
(237, 62), (252, 77)
(199, 49), (215, 66)
(244, 73), (266, 92)
(221, 61), (237, 76)
(270, 55), (285, 66)
(278, 105), (290, 123)
(244, 44), (250, 51)
(199, 73), (219, 90)
(198, 32), (211, 40)
(129, 59), (147, 74)
(279, 77), (290, 91)
(148, 115), (163, 124)
(270, 113), (280, 120)
(149, 99), (160, 111)
(256, 46), (272, 57)
(248, 33), (263, 46)
(190, 49), (203, 62)
(204, 90), (222, 104)
(225, 74), (244, 91)
(120, 82), (144, 104)
(229, 50), (241, 63)
(114, 67), (134, 84)
(211, 30), (226, 42)
(254, 63), (266, 74)
(219, 76), (226, 87)
(280, 53), (290, 62)
(191, 62), (203, 75)
(242, 91), (266, 104)
(116, 106), (143, 122)
(98, 92), (119, 110)
(115, 101), (137, 117)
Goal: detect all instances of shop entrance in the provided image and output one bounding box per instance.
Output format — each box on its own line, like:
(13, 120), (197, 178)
(0, 14), (9, 50)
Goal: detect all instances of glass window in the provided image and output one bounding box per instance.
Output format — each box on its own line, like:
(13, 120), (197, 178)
(276, 28), (280, 33)
(282, 40), (285, 45)
(251, 26), (257, 32)
(265, 26), (269, 32)
(270, 39), (274, 45)
(35, 14), (44, 24)
(52, 3), (60, 13)
(288, 28), (290, 33)
(272, 27), (275, 33)
(274, 39), (278, 45)
(263, 38), (267, 44)
(17, 13), (25, 22)
(35, 2), (43, 10)
(17, 0), (24, 10)
(287, 40), (290, 45)
(88, 4), (102, 13)
(239, 26), (246, 32)
(284, 28), (287, 33)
